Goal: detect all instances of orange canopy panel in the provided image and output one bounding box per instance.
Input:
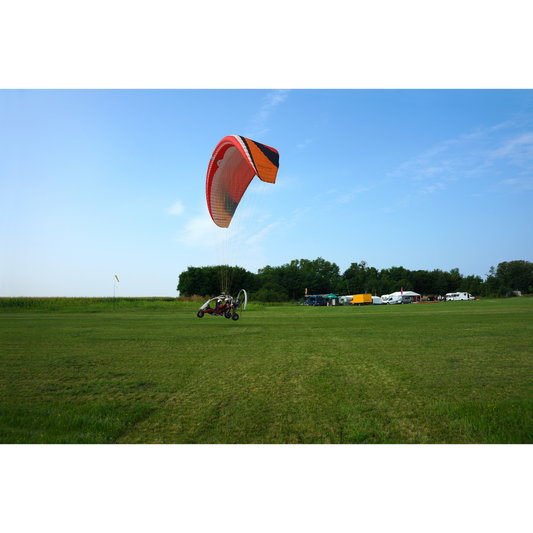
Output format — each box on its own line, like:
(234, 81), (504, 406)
(206, 135), (279, 228)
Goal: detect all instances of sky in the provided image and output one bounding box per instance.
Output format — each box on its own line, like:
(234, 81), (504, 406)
(1, 89), (533, 297)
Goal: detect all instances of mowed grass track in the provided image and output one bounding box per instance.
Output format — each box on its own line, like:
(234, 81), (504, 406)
(1, 299), (532, 443)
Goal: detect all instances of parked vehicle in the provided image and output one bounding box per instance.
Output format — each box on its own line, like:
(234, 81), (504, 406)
(304, 295), (326, 306)
(350, 294), (373, 306)
(388, 296), (413, 304)
(382, 291), (421, 303)
(445, 292), (475, 301)
(372, 296), (384, 305)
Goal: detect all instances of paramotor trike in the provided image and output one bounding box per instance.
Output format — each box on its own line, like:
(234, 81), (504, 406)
(196, 289), (247, 321)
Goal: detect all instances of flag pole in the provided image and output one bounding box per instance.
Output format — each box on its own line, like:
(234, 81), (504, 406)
(114, 275), (119, 313)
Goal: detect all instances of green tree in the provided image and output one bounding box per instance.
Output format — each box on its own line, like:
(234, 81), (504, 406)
(393, 279), (414, 293)
(449, 268), (462, 291)
(343, 261), (369, 294)
(496, 260), (533, 293)
(412, 270), (436, 295)
(178, 258), (533, 301)
(482, 266), (500, 296)
(294, 257), (342, 295)
(177, 266), (219, 297)
(460, 274), (483, 295)
(178, 265), (257, 297)
(254, 282), (289, 302)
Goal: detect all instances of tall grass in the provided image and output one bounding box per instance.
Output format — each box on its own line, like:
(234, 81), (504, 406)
(0, 296), (295, 313)
(0, 297), (183, 313)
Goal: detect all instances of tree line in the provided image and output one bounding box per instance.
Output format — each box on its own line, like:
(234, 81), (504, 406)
(177, 259), (533, 301)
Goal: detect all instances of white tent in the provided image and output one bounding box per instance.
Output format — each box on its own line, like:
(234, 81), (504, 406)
(389, 291), (421, 298)
(381, 291), (421, 302)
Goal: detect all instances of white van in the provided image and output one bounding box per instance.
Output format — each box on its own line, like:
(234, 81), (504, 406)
(372, 296), (384, 305)
(383, 295), (400, 304)
(339, 295), (353, 305)
(445, 292), (474, 301)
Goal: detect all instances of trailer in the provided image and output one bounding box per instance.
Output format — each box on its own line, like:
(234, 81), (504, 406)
(445, 292), (475, 301)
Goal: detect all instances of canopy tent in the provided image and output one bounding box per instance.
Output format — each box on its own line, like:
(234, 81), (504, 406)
(381, 291), (422, 302)
(323, 293), (338, 299)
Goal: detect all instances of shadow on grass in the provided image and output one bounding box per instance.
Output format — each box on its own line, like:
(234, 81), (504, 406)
(0, 403), (156, 444)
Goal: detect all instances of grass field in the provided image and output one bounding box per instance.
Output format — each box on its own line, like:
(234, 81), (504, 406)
(1, 297), (532, 444)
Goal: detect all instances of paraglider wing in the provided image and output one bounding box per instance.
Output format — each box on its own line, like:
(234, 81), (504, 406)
(206, 135), (279, 228)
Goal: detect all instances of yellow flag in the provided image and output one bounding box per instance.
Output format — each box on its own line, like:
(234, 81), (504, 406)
(115, 275), (119, 282)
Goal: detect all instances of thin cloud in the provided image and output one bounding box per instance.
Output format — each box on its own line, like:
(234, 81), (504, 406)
(490, 132), (533, 161)
(297, 138), (314, 149)
(337, 186), (372, 204)
(498, 176), (533, 191)
(418, 182), (445, 195)
(247, 220), (283, 246)
(247, 204), (312, 246)
(168, 200), (184, 215)
(246, 90), (289, 139)
(263, 89), (290, 108)
(388, 118), (533, 207)
(174, 215), (215, 248)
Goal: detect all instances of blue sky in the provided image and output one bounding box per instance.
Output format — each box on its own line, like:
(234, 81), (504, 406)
(2, 89), (532, 297)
